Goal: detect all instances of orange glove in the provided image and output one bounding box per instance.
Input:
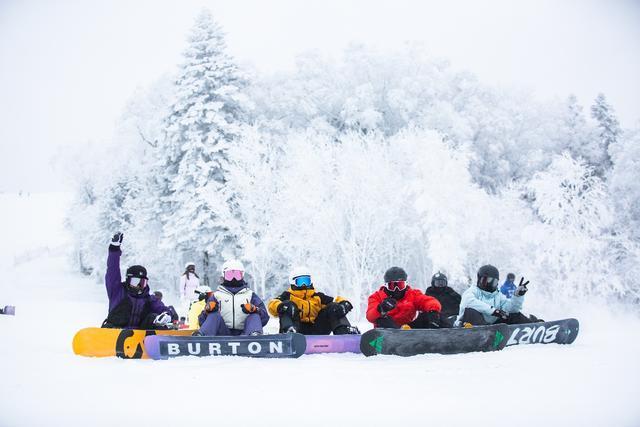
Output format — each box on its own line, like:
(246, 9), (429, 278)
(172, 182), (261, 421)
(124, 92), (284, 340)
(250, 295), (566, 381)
(205, 300), (218, 313)
(241, 301), (258, 314)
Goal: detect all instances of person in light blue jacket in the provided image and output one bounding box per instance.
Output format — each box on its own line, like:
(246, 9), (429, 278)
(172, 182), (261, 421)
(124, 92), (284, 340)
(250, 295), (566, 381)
(456, 264), (531, 327)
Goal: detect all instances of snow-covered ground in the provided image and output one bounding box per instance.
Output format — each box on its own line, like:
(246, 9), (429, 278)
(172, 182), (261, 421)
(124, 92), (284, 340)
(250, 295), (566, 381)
(1, 193), (639, 427)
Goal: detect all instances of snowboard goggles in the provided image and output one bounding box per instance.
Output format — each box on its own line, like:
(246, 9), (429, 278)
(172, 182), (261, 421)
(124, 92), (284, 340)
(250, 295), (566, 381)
(293, 275), (312, 287)
(223, 269), (244, 281)
(434, 278), (447, 287)
(385, 280), (407, 291)
(480, 276), (499, 290)
(128, 276), (148, 287)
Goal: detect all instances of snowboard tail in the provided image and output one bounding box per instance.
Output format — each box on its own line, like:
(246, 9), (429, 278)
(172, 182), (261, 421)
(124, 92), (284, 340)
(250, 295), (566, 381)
(145, 333), (307, 359)
(72, 327), (195, 359)
(504, 318), (579, 347)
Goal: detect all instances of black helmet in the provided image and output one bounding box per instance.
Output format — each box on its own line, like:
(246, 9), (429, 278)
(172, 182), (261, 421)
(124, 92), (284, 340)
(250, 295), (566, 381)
(431, 272), (448, 287)
(477, 264), (499, 292)
(126, 265), (148, 280)
(384, 267), (407, 283)
(125, 265), (148, 295)
(507, 273), (515, 281)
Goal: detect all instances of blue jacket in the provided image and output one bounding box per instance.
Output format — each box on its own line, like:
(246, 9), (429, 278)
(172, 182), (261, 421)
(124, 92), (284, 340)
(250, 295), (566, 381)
(456, 285), (524, 325)
(500, 280), (517, 298)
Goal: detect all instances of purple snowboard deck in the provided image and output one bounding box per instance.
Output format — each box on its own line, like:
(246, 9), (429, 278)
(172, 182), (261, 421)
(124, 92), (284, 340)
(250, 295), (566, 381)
(304, 334), (361, 354)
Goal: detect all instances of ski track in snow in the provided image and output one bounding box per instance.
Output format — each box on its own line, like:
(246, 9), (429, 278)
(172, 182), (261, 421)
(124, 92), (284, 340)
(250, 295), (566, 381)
(0, 193), (639, 427)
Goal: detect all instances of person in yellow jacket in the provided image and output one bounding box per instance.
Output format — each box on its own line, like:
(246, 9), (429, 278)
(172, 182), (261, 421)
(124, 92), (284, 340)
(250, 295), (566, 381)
(268, 267), (359, 335)
(187, 285), (212, 329)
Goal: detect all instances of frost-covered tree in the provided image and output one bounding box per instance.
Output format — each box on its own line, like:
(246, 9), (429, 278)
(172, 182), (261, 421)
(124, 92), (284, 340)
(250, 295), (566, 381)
(560, 95), (592, 161)
(522, 153), (619, 300)
(609, 125), (640, 240)
(590, 93), (621, 175)
(155, 9), (247, 287)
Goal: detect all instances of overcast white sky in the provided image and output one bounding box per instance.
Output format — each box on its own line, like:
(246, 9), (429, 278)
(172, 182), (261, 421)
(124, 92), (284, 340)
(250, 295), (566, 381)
(1, 0), (639, 192)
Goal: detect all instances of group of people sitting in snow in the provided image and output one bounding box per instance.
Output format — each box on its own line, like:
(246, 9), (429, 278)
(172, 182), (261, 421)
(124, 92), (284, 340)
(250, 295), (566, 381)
(102, 232), (541, 336)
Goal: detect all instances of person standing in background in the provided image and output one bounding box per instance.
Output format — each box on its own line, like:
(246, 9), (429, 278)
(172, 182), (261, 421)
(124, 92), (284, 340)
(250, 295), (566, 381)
(500, 273), (517, 298)
(180, 262), (200, 300)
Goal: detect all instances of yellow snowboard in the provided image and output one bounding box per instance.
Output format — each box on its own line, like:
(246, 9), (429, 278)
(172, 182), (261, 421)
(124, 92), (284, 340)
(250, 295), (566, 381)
(72, 327), (195, 359)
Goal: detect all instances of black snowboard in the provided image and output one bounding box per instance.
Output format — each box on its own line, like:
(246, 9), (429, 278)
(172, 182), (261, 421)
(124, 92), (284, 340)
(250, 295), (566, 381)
(361, 318), (580, 357)
(504, 318), (579, 347)
(144, 333), (307, 359)
(361, 323), (510, 357)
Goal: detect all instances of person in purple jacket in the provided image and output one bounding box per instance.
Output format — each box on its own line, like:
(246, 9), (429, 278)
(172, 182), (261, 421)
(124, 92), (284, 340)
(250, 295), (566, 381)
(194, 259), (269, 336)
(101, 232), (174, 329)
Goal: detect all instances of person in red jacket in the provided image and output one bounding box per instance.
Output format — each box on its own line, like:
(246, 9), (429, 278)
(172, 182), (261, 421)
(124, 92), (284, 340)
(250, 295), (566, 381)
(366, 266), (442, 328)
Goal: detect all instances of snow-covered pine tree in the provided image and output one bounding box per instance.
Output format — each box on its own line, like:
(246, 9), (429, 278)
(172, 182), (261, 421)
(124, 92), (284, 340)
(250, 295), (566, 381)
(561, 95), (589, 159)
(590, 93), (621, 175)
(155, 9), (247, 288)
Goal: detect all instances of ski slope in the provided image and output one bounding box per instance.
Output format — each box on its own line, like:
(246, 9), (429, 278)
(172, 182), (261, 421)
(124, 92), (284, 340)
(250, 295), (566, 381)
(1, 193), (639, 427)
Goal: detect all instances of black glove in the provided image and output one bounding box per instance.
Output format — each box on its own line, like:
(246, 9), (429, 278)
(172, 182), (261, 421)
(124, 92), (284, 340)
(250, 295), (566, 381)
(277, 301), (297, 317)
(423, 311), (441, 328)
(111, 232), (123, 246)
(515, 277), (529, 296)
(329, 300), (353, 318)
(492, 308), (509, 320)
(378, 297), (397, 315)
(110, 232), (123, 249)
(340, 300), (353, 314)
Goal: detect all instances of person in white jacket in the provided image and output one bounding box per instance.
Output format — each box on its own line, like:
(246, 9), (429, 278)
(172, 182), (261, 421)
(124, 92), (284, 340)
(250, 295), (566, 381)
(180, 262), (200, 302)
(456, 264), (532, 327)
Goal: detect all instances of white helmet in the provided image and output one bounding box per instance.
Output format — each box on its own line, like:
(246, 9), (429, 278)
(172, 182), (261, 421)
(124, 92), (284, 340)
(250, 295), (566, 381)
(194, 285), (212, 294)
(185, 261), (196, 270)
(289, 266), (311, 285)
(221, 259), (245, 273)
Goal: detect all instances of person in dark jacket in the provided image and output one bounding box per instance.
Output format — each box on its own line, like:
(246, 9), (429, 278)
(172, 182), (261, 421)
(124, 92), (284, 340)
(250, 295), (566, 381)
(102, 233), (173, 329)
(424, 272), (461, 328)
(268, 266), (359, 335)
(366, 267), (442, 329)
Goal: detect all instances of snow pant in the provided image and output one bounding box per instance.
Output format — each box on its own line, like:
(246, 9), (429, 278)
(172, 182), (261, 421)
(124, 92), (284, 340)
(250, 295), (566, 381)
(458, 308), (532, 326)
(375, 311), (442, 329)
(198, 312), (263, 336)
(277, 302), (352, 335)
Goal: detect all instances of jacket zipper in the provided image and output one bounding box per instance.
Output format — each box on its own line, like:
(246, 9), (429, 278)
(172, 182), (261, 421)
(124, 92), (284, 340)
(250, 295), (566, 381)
(231, 291), (235, 330)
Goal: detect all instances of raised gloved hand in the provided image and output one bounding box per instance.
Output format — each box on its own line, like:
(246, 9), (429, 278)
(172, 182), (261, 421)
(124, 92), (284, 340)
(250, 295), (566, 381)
(378, 297), (397, 315)
(110, 232), (123, 248)
(153, 312), (172, 326)
(205, 300), (219, 313)
(515, 277), (529, 296)
(277, 300), (297, 317)
(492, 308), (509, 320)
(241, 301), (259, 314)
